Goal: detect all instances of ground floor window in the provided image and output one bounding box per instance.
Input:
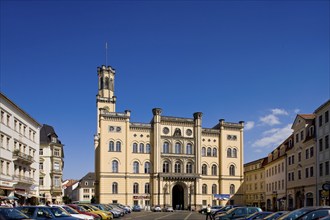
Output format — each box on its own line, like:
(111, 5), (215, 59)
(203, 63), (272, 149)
(212, 200), (217, 206)
(113, 200), (117, 204)
(145, 200), (150, 206)
(133, 200), (138, 206)
(202, 200), (207, 206)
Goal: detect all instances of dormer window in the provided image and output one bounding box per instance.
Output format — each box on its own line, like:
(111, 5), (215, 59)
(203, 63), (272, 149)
(52, 137), (57, 143)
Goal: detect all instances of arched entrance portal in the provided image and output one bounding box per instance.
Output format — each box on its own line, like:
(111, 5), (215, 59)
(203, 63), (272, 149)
(172, 184), (184, 210)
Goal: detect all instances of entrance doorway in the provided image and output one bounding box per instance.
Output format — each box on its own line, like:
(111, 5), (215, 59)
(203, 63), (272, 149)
(172, 184), (184, 210)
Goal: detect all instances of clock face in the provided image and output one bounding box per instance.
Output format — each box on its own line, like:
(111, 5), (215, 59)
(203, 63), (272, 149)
(163, 127), (169, 134)
(186, 129), (192, 136)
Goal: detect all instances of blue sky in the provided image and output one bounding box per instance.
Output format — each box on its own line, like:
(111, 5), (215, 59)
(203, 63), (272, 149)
(1, 1), (329, 180)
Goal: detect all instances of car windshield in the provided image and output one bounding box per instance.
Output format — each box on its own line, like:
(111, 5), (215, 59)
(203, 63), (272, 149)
(61, 206), (79, 214)
(49, 207), (71, 217)
(279, 208), (315, 220)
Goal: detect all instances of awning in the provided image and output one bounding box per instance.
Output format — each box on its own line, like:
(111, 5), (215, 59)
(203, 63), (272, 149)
(15, 192), (30, 198)
(214, 194), (230, 200)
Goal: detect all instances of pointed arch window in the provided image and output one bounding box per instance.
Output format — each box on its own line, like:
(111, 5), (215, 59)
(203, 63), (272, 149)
(186, 144), (193, 155)
(212, 165), (217, 176)
(174, 161), (181, 173)
(202, 147), (206, 156)
(112, 182), (118, 194)
(146, 144), (151, 154)
(116, 141), (121, 152)
(229, 165), (235, 176)
(100, 77), (104, 90)
(175, 143), (182, 154)
(230, 184), (235, 194)
(233, 148), (237, 158)
(112, 160), (118, 173)
(133, 143), (138, 153)
(163, 142), (169, 153)
(213, 148), (217, 157)
(104, 77), (109, 89)
(202, 164), (207, 175)
(186, 162), (193, 173)
(133, 183), (139, 194)
(163, 161), (170, 173)
(144, 162), (151, 174)
(207, 147), (212, 156)
(212, 184), (217, 194)
(139, 143), (144, 153)
(133, 161), (139, 173)
(227, 148), (232, 157)
(202, 184), (207, 194)
(145, 183), (150, 194)
(109, 141), (114, 152)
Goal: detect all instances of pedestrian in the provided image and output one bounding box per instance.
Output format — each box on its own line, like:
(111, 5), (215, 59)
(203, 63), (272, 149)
(206, 204), (212, 220)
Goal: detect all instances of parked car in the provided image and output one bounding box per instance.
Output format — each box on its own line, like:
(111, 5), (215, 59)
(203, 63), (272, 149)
(212, 205), (239, 216)
(132, 205), (142, 212)
(264, 211), (289, 220)
(163, 206), (174, 212)
(200, 205), (223, 215)
(278, 207), (330, 220)
(96, 204), (124, 218)
(67, 204), (101, 220)
(216, 207), (262, 220)
(112, 204), (131, 213)
(16, 206), (78, 220)
(152, 205), (162, 212)
(239, 211), (273, 220)
(295, 207), (330, 220)
(53, 204), (94, 219)
(0, 207), (32, 220)
(77, 204), (113, 219)
(106, 204), (126, 215)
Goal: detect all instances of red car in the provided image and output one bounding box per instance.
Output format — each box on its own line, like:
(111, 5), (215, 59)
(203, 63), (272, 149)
(67, 204), (101, 220)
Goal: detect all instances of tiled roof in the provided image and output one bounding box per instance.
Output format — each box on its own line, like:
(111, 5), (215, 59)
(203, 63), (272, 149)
(298, 114), (315, 120)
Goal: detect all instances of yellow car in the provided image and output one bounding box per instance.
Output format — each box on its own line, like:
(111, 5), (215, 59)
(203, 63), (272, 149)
(77, 204), (113, 220)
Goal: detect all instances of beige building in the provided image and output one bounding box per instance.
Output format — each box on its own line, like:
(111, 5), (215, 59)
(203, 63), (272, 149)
(243, 157), (266, 210)
(94, 65), (245, 209)
(0, 92), (41, 203)
(286, 114), (316, 210)
(314, 100), (330, 206)
(39, 124), (64, 204)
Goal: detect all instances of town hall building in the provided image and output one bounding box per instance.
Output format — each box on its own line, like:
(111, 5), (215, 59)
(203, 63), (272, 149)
(94, 65), (245, 210)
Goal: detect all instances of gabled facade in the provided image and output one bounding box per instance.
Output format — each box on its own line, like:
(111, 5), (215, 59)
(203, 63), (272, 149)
(286, 114), (316, 209)
(314, 100), (330, 206)
(0, 92), (41, 203)
(71, 172), (95, 203)
(39, 124), (64, 204)
(94, 65), (245, 210)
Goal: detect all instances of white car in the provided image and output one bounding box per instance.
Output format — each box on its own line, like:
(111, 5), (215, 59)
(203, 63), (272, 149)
(153, 205), (162, 212)
(52, 205), (94, 220)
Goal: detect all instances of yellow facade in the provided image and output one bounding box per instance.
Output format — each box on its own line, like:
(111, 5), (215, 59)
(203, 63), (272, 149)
(94, 65), (244, 210)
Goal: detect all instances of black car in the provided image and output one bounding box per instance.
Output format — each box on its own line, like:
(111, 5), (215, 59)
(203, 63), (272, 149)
(16, 206), (78, 220)
(278, 207), (330, 220)
(213, 206), (239, 216)
(264, 211), (289, 220)
(216, 207), (262, 220)
(295, 207), (330, 220)
(0, 207), (31, 220)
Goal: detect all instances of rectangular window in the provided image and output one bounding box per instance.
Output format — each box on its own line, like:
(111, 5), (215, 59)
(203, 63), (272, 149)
(202, 200), (207, 206)
(306, 149), (309, 159)
(54, 176), (60, 187)
(83, 195), (90, 199)
(292, 172), (294, 181)
(310, 167), (314, 177)
(282, 162), (284, 172)
(326, 161), (329, 175)
(288, 173), (291, 181)
(296, 133), (299, 143)
(298, 152), (301, 162)
(319, 115), (323, 127)
(319, 139), (323, 151)
(39, 148), (43, 155)
(7, 115), (10, 127)
(6, 162), (9, 175)
(83, 189), (89, 193)
(0, 111), (4, 123)
(300, 131), (304, 141)
(310, 147), (314, 157)
(54, 149), (60, 156)
(54, 162), (60, 170)
(325, 111), (329, 123)
(288, 157), (291, 165)
(320, 163), (323, 177)
(292, 155), (295, 164)
(39, 177), (44, 186)
(298, 170), (301, 179)
(326, 136), (329, 149)
(305, 168), (309, 178)
(39, 163), (43, 170)
(282, 180), (284, 190)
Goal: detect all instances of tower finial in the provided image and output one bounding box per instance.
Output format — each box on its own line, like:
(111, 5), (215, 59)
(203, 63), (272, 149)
(105, 42), (108, 66)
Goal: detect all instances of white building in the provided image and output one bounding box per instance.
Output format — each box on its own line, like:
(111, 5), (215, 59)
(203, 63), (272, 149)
(0, 92), (41, 203)
(71, 172), (95, 203)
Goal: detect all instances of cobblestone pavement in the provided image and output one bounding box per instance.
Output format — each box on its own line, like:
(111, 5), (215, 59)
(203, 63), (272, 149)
(121, 211), (208, 220)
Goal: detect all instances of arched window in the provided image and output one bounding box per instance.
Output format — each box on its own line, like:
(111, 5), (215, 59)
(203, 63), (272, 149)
(230, 184), (235, 194)
(186, 144), (193, 155)
(100, 77), (104, 90)
(202, 147), (206, 156)
(133, 161), (139, 173)
(139, 143), (144, 153)
(233, 148), (237, 158)
(202, 184), (207, 194)
(146, 144), (151, 154)
(212, 165), (217, 176)
(112, 160), (118, 173)
(104, 77), (109, 89)
(133, 183), (139, 194)
(207, 147), (212, 156)
(175, 143), (181, 154)
(186, 162), (193, 173)
(163, 142), (169, 153)
(163, 161), (170, 173)
(144, 162), (151, 174)
(212, 184), (217, 194)
(109, 141), (114, 151)
(202, 164), (207, 175)
(227, 148), (232, 157)
(213, 148), (217, 157)
(112, 182), (118, 194)
(175, 161), (181, 173)
(116, 141), (121, 152)
(133, 143), (138, 153)
(229, 165), (235, 176)
(145, 183), (150, 194)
